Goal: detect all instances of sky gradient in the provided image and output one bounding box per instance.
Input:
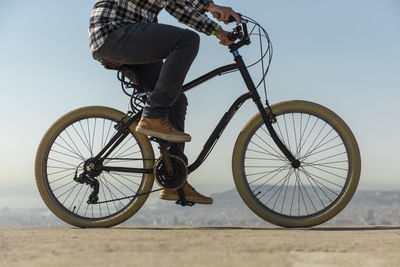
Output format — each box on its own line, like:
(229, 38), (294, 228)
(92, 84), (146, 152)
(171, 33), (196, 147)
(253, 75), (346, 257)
(0, 0), (399, 193)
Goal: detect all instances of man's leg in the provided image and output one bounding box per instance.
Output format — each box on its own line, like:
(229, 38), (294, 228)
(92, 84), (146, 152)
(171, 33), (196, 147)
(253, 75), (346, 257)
(168, 94), (189, 164)
(94, 22), (199, 142)
(121, 64), (211, 204)
(94, 23), (211, 204)
(121, 63), (189, 164)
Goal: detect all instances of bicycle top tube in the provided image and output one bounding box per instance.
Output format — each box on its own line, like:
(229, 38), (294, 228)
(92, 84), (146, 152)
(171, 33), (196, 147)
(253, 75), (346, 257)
(182, 21), (251, 93)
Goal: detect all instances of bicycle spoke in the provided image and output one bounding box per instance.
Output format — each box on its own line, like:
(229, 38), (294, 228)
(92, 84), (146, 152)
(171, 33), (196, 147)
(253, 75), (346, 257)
(291, 113), (299, 158)
(59, 134), (85, 160)
(242, 107), (353, 219)
(42, 113), (150, 221)
(267, 169), (293, 209)
(59, 182), (79, 205)
(69, 183), (84, 211)
(101, 175), (120, 211)
(99, 178), (111, 216)
(247, 147), (286, 161)
(302, 121), (327, 159)
(111, 171), (142, 187)
(91, 118), (97, 155)
(304, 162), (348, 172)
(275, 119), (288, 148)
(259, 126), (291, 159)
(48, 157), (78, 168)
(251, 164), (291, 193)
(300, 167), (342, 195)
(48, 168), (75, 177)
(50, 147), (83, 161)
(248, 164), (290, 185)
(297, 116), (319, 156)
(283, 114), (292, 153)
(301, 167), (334, 204)
(107, 172), (138, 194)
(74, 123), (92, 156)
(48, 171), (75, 184)
(289, 175), (297, 216)
(76, 185), (90, 214)
(252, 133), (287, 161)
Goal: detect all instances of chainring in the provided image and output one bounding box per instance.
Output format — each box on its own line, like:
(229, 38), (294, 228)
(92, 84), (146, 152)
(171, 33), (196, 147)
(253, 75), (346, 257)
(154, 155), (188, 190)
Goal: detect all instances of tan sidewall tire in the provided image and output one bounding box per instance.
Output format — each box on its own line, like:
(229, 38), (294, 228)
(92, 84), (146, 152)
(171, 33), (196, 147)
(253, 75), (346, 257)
(232, 100), (361, 228)
(35, 106), (155, 228)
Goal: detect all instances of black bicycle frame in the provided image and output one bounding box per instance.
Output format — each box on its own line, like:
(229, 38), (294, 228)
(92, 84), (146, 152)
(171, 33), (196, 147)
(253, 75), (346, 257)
(94, 48), (298, 175)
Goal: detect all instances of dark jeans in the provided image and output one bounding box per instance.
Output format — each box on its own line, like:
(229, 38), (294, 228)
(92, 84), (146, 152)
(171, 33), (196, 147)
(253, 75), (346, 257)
(94, 22), (200, 164)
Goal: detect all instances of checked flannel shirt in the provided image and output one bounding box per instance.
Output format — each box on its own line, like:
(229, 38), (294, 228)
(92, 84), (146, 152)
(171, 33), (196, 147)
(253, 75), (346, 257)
(89, 0), (218, 52)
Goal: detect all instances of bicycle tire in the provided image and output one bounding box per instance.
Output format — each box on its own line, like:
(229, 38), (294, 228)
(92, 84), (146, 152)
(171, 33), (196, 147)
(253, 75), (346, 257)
(35, 106), (155, 227)
(232, 100), (361, 227)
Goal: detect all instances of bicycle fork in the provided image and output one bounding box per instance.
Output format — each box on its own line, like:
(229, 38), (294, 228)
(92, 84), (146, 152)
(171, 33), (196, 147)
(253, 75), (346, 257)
(233, 50), (301, 169)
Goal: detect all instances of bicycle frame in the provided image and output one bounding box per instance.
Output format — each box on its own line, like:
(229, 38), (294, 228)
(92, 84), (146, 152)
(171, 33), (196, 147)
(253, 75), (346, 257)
(95, 45), (298, 175)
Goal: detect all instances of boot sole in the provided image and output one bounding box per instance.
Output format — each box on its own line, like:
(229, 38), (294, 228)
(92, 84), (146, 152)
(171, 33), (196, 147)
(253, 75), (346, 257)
(160, 193), (213, 205)
(136, 126), (191, 143)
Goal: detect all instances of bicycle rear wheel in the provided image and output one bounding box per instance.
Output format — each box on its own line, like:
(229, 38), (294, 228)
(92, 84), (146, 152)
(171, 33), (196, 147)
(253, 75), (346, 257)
(232, 100), (361, 227)
(35, 106), (155, 227)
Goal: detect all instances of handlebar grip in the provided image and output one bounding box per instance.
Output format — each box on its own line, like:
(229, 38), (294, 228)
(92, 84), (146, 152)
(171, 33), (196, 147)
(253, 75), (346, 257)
(227, 15), (236, 23)
(213, 13), (241, 23)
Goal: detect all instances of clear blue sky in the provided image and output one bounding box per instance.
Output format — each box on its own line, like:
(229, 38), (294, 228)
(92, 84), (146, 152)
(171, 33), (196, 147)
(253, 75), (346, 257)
(0, 0), (399, 193)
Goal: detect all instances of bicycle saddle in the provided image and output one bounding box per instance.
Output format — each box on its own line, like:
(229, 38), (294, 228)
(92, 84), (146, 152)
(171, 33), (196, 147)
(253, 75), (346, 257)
(99, 58), (124, 70)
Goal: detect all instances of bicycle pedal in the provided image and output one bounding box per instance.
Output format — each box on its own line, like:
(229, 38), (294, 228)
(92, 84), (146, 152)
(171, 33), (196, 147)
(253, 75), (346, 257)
(175, 200), (195, 207)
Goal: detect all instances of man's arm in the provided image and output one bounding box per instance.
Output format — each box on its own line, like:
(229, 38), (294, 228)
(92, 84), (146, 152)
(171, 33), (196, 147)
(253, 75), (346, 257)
(173, 0), (213, 13)
(172, 0), (242, 25)
(165, 2), (218, 35)
(165, 1), (239, 46)
(203, 1), (242, 25)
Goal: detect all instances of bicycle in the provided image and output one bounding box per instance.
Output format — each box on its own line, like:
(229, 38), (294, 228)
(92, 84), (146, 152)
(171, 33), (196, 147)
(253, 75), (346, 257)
(35, 15), (361, 228)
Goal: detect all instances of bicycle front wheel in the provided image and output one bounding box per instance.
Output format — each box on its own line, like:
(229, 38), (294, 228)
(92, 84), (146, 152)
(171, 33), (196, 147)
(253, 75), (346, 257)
(35, 106), (155, 227)
(232, 100), (361, 227)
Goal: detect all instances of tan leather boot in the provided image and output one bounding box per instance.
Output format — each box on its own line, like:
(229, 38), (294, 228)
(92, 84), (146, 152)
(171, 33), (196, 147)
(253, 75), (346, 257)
(136, 117), (191, 143)
(160, 183), (213, 205)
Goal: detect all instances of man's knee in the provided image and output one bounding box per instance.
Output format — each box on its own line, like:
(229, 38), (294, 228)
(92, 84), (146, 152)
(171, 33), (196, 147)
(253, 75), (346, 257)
(174, 93), (188, 110)
(170, 93), (188, 118)
(182, 30), (200, 56)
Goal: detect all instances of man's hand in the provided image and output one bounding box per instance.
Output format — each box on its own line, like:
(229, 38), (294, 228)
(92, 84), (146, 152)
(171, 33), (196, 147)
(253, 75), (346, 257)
(205, 2), (241, 25)
(215, 28), (234, 46)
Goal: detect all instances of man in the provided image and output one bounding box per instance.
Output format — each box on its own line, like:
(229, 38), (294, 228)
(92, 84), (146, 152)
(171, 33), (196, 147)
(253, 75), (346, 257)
(89, 0), (241, 204)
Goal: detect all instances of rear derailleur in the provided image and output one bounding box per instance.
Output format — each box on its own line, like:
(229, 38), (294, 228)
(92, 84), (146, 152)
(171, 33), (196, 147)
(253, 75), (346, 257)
(73, 159), (100, 205)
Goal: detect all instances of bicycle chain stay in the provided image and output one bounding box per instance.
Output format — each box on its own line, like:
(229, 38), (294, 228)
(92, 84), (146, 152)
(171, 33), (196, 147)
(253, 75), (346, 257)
(104, 157), (155, 161)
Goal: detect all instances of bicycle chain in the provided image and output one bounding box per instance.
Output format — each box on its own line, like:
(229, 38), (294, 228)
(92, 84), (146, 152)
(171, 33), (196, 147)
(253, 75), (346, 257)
(104, 157), (155, 161)
(95, 188), (162, 204)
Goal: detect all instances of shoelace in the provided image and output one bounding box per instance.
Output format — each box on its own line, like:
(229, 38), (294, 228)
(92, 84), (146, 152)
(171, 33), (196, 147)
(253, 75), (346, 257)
(160, 118), (175, 131)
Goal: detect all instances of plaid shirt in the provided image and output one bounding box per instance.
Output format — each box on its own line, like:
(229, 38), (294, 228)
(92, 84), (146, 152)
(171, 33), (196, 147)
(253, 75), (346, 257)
(89, 0), (217, 52)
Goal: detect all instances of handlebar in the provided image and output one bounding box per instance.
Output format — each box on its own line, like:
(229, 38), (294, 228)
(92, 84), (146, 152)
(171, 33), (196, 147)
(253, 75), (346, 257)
(213, 12), (251, 50)
(212, 13), (240, 23)
(227, 21), (251, 51)
(216, 13), (250, 42)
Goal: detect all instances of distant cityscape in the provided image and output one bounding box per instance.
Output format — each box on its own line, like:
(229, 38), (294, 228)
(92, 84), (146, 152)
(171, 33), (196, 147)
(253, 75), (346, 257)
(1, 188), (400, 226)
